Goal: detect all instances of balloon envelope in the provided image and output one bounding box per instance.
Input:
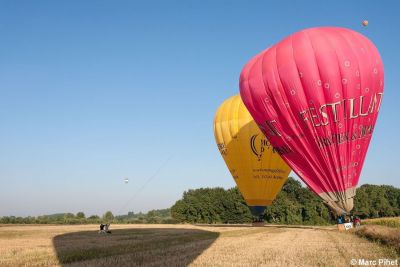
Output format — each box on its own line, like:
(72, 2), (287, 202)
(214, 95), (291, 213)
(240, 27), (384, 215)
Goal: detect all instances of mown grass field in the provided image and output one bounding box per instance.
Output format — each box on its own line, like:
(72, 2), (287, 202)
(0, 223), (398, 267)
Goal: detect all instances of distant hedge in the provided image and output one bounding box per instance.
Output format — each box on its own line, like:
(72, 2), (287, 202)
(0, 209), (177, 224)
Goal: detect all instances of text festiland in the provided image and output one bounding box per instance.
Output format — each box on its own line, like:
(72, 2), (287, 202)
(262, 92), (383, 149)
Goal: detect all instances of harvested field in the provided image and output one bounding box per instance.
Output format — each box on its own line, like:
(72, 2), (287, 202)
(0, 224), (398, 267)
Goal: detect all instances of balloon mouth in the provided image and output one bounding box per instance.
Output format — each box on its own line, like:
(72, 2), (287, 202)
(249, 206), (266, 217)
(325, 202), (354, 216)
(246, 199), (272, 206)
(319, 187), (356, 216)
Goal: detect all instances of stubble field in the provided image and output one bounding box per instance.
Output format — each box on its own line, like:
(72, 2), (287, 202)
(0, 224), (398, 267)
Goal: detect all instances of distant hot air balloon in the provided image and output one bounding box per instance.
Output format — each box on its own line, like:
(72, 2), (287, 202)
(214, 95), (291, 218)
(240, 27), (384, 216)
(362, 20), (368, 27)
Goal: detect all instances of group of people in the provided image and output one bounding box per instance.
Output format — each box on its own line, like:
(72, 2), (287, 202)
(337, 215), (361, 227)
(99, 223), (112, 234)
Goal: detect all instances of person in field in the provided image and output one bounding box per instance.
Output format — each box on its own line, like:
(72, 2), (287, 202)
(104, 224), (111, 234)
(353, 217), (361, 227)
(99, 223), (111, 234)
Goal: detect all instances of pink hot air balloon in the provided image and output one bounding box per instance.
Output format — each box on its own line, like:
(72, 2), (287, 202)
(240, 27), (384, 215)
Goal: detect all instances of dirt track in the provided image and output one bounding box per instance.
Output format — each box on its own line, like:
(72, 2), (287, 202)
(0, 224), (397, 267)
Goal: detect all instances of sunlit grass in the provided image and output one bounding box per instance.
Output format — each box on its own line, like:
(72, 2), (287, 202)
(363, 217), (400, 228)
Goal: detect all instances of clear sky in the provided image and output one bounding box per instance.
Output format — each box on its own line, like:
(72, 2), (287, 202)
(0, 1), (399, 216)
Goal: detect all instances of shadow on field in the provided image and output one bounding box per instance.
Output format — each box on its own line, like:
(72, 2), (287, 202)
(53, 227), (219, 266)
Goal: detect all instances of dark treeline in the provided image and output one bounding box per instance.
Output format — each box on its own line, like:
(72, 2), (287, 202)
(171, 178), (400, 225)
(0, 209), (176, 224)
(2, 178), (399, 225)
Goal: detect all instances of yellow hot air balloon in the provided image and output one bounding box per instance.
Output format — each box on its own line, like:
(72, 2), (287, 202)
(214, 95), (291, 218)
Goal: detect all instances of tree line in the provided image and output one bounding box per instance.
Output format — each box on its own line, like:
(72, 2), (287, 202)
(2, 178), (399, 225)
(0, 209), (176, 224)
(171, 178), (400, 225)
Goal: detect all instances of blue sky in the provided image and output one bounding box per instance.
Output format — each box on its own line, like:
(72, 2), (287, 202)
(0, 1), (399, 216)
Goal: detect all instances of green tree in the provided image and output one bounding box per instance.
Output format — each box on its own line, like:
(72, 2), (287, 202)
(103, 211), (114, 222)
(76, 212), (85, 219)
(64, 213), (75, 219)
(172, 178), (339, 225)
(171, 187), (252, 224)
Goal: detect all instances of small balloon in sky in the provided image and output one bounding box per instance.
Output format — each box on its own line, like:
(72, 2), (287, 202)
(124, 177), (129, 184)
(362, 20), (368, 27)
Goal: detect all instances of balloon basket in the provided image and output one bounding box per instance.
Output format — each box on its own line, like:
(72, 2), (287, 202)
(337, 223), (353, 231)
